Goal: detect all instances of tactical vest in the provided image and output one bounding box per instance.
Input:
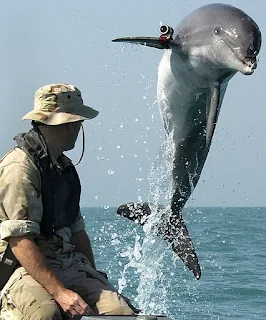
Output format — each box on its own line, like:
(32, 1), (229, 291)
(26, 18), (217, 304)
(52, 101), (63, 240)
(14, 128), (81, 237)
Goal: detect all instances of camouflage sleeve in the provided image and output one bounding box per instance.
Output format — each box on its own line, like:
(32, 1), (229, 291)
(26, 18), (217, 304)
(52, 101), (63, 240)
(70, 211), (86, 234)
(0, 159), (42, 240)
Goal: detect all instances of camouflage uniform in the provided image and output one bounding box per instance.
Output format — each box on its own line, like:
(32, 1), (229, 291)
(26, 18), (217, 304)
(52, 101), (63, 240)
(0, 84), (134, 319)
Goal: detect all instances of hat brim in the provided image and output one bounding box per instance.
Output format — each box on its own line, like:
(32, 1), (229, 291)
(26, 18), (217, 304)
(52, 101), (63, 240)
(22, 104), (99, 125)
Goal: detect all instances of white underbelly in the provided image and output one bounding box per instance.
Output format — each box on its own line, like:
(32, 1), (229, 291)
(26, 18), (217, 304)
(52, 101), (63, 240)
(157, 51), (209, 141)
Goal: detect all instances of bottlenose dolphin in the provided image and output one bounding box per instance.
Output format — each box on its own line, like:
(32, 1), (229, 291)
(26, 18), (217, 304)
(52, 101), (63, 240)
(113, 3), (261, 279)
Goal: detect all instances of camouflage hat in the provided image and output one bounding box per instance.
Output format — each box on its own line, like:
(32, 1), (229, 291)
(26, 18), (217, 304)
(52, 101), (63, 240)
(22, 84), (99, 125)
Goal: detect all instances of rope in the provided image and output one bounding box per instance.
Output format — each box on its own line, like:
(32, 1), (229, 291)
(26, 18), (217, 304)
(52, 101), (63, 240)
(74, 123), (85, 166)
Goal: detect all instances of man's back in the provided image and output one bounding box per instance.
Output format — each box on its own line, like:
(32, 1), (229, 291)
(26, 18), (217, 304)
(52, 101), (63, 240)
(0, 147), (41, 256)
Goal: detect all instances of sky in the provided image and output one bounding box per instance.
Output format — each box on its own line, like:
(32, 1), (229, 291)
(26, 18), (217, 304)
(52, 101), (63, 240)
(0, 0), (266, 207)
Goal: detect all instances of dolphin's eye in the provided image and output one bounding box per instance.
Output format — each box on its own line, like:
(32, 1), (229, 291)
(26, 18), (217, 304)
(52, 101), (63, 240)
(214, 27), (222, 35)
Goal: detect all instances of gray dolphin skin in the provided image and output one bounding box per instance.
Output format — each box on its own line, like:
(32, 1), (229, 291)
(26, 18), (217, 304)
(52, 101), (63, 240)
(113, 3), (261, 280)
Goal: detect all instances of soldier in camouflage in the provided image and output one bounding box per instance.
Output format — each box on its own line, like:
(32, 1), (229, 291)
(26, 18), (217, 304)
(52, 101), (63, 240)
(0, 84), (135, 319)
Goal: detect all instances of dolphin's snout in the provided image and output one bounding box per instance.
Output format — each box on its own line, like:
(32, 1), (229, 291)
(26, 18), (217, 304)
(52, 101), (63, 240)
(240, 57), (257, 75)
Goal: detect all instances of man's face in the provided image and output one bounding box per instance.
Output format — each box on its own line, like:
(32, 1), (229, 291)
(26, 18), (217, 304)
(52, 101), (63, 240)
(64, 121), (83, 151)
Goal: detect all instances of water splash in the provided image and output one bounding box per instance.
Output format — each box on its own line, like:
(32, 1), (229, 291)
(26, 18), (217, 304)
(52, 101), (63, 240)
(116, 136), (177, 314)
(136, 137), (176, 313)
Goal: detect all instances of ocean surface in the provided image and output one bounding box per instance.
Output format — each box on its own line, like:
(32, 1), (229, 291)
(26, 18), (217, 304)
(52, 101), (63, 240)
(81, 206), (266, 320)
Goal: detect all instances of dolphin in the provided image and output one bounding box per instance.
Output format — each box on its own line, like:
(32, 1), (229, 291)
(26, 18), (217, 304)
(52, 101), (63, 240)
(113, 3), (261, 279)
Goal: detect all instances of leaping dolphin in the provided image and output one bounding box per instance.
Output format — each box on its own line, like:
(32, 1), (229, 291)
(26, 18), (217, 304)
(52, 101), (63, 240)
(113, 3), (261, 279)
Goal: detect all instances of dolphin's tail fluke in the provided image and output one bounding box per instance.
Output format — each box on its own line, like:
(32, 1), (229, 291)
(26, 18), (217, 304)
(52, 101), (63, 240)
(165, 215), (201, 279)
(117, 202), (201, 280)
(117, 202), (152, 225)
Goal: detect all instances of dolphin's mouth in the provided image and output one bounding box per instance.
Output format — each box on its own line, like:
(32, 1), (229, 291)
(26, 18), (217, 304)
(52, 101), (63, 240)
(237, 53), (257, 70)
(223, 40), (257, 74)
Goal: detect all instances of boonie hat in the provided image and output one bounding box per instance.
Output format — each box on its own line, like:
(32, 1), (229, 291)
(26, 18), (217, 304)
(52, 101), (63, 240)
(22, 84), (99, 125)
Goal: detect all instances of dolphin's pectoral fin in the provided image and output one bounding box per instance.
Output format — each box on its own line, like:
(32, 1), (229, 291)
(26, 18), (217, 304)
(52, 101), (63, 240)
(206, 83), (221, 148)
(117, 202), (201, 280)
(164, 215), (201, 280)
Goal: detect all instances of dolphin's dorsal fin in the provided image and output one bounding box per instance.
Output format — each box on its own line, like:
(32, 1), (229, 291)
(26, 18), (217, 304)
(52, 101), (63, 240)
(112, 37), (182, 50)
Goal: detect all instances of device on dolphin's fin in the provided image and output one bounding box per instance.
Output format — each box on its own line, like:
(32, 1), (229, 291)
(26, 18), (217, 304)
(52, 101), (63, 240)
(159, 24), (174, 48)
(117, 202), (201, 280)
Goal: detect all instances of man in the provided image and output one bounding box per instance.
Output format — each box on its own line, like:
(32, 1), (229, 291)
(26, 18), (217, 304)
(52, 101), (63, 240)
(0, 84), (135, 319)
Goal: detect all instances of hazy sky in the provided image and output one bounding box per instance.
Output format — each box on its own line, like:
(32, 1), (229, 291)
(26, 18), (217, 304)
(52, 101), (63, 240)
(1, 0), (266, 207)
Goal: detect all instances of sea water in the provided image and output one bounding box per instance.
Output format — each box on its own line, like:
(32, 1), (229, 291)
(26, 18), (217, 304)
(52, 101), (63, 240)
(82, 206), (266, 320)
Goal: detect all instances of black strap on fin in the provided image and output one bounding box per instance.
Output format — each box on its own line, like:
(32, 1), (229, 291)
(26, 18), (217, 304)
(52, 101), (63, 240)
(0, 244), (20, 290)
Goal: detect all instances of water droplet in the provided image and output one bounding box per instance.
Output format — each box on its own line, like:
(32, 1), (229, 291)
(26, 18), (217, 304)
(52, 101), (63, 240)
(104, 205), (109, 210)
(108, 169), (114, 175)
